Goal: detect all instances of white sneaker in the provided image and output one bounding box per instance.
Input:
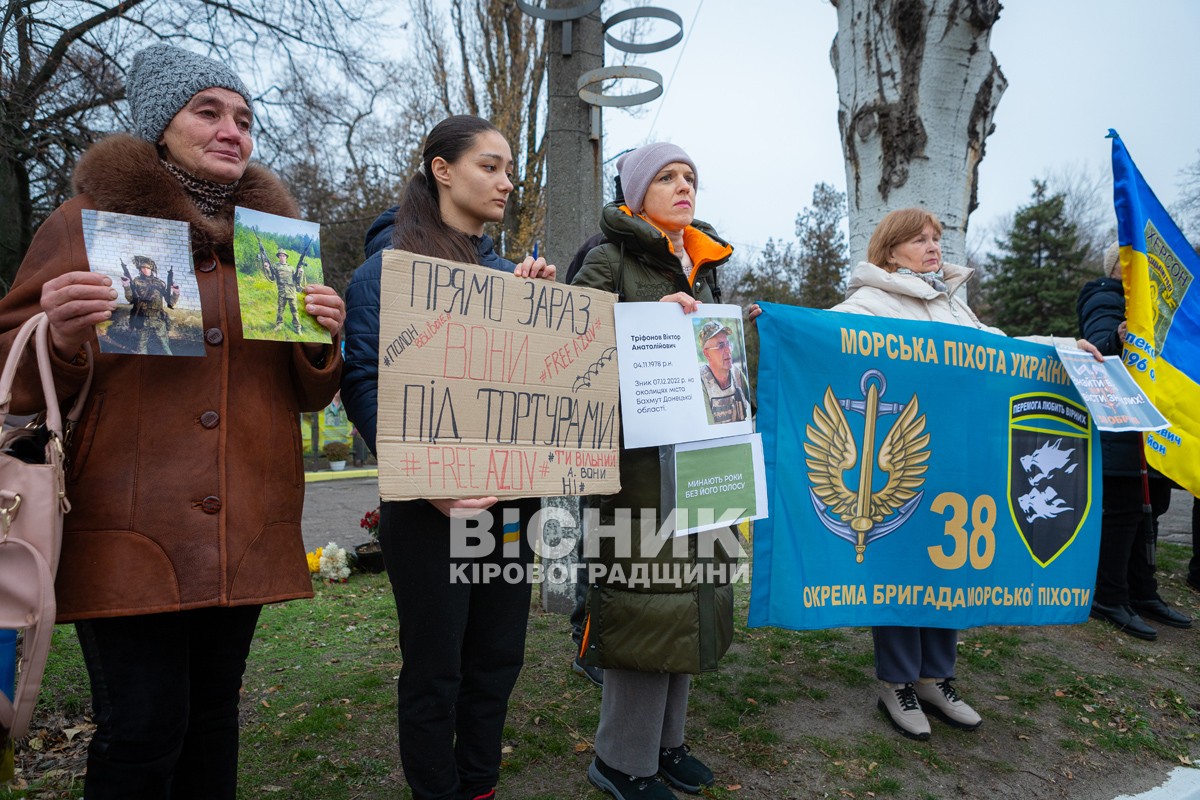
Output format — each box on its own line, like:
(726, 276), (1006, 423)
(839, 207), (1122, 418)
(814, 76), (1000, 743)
(877, 681), (930, 740)
(915, 678), (982, 730)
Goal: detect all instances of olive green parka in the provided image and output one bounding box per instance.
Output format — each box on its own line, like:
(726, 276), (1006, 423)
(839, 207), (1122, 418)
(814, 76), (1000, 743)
(570, 202), (738, 674)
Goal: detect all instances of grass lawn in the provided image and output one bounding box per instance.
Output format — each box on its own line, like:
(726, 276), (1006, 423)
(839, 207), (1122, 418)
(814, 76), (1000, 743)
(5, 543), (1198, 799)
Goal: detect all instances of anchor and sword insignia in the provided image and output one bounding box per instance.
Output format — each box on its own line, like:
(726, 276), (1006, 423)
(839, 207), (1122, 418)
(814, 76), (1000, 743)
(805, 369), (931, 562)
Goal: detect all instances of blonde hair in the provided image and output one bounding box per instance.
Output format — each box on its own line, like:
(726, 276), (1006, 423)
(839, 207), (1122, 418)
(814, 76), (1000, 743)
(867, 207), (943, 271)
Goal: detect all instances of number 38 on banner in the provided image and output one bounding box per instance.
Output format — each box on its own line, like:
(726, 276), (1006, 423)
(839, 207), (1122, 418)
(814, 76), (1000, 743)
(927, 492), (997, 570)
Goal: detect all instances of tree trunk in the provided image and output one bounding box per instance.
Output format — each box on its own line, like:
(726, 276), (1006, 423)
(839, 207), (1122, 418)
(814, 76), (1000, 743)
(831, 0), (1006, 265)
(0, 152), (32, 292)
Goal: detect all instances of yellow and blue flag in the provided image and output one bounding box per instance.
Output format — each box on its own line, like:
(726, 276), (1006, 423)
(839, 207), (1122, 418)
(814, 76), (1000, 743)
(1109, 130), (1200, 497)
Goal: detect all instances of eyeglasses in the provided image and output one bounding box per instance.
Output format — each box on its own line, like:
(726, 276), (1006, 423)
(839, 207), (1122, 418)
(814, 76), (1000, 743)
(704, 341), (732, 352)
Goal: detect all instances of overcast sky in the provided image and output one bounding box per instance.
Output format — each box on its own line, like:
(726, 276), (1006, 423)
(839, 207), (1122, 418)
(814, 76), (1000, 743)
(597, 0), (1200, 261)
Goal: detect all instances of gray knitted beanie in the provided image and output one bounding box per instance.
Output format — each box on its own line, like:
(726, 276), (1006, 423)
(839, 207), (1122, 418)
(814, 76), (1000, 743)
(127, 43), (254, 143)
(616, 142), (697, 214)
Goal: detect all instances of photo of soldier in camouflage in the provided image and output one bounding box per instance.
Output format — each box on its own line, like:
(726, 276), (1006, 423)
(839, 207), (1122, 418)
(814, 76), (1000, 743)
(264, 247), (304, 333)
(79, 208), (206, 357)
(232, 206), (328, 343)
(695, 318), (751, 425)
(121, 255), (180, 354)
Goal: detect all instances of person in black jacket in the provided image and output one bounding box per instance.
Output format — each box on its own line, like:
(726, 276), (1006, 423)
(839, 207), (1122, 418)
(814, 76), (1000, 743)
(341, 115), (556, 800)
(1077, 244), (1192, 639)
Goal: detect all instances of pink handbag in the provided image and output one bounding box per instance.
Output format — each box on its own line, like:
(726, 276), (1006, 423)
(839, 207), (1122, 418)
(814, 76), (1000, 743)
(0, 312), (92, 739)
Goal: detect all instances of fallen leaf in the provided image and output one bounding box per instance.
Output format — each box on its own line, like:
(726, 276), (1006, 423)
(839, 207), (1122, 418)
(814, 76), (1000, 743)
(994, 695), (1010, 701)
(574, 742), (589, 753)
(501, 745), (513, 754)
(725, 784), (741, 791)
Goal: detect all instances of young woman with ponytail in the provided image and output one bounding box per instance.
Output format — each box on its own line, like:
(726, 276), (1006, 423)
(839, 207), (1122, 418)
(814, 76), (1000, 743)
(341, 115), (556, 800)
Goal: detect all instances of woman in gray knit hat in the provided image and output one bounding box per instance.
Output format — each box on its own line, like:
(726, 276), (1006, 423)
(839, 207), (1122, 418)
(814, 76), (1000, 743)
(571, 142), (738, 800)
(0, 43), (344, 798)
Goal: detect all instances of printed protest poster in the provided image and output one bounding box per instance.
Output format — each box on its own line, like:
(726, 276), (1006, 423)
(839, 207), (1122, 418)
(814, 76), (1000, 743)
(671, 434), (768, 536)
(1055, 346), (1169, 432)
(232, 207), (328, 343)
(377, 250), (621, 500)
(613, 303), (753, 448)
(749, 304), (1102, 630)
(81, 209), (204, 356)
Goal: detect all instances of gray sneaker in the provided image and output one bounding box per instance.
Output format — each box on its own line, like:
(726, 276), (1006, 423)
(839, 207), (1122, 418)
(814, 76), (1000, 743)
(915, 678), (982, 730)
(877, 681), (930, 740)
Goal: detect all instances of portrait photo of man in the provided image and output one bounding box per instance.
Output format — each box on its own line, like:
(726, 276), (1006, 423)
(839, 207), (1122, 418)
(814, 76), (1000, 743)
(696, 319), (751, 425)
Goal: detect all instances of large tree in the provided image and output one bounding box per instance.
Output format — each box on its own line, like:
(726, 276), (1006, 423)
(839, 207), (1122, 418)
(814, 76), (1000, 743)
(830, 0), (1007, 265)
(733, 182), (849, 310)
(981, 181), (1090, 337)
(0, 0), (392, 289)
(409, 0), (547, 258)
(731, 183), (850, 380)
(1177, 149), (1200, 244)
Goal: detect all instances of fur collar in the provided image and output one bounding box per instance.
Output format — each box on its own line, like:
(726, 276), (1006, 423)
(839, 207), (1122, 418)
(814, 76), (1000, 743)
(72, 134), (298, 260)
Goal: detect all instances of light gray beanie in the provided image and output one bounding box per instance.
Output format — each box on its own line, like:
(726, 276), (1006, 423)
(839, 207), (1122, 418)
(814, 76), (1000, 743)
(127, 43), (254, 143)
(616, 142), (697, 214)
(1103, 242), (1121, 279)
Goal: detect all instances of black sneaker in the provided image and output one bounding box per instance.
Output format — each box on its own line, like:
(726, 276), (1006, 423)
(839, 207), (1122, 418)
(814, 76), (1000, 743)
(589, 757), (678, 799)
(573, 654), (604, 686)
(657, 745), (714, 794)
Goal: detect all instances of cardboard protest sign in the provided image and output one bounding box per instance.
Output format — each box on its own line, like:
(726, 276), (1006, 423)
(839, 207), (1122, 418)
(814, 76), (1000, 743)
(378, 251), (621, 500)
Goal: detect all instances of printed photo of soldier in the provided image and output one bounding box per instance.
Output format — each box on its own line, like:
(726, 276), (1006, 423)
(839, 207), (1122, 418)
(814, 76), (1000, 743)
(121, 255), (180, 354)
(232, 206), (328, 343)
(79, 209), (206, 357)
(694, 318), (752, 425)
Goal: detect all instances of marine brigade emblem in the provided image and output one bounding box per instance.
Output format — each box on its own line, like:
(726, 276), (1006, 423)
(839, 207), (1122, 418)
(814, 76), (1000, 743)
(1007, 393), (1092, 567)
(805, 370), (930, 563)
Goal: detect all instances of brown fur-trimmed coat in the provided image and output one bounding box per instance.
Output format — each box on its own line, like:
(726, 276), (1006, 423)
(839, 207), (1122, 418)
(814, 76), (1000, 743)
(0, 135), (341, 621)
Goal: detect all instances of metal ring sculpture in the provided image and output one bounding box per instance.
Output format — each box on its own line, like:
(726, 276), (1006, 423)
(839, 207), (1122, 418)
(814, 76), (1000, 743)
(577, 65), (663, 108)
(518, 2), (682, 109)
(603, 6), (683, 54)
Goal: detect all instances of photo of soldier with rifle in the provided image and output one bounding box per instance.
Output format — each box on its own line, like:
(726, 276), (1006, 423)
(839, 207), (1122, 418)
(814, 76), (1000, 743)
(233, 207), (328, 343)
(120, 254), (181, 355)
(256, 233), (310, 334)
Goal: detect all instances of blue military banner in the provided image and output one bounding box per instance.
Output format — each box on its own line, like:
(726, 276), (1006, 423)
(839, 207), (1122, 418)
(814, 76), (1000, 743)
(748, 304), (1102, 630)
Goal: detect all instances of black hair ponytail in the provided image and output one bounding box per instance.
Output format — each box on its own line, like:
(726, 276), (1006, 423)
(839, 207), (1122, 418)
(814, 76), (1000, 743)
(392, 115), (501, 265)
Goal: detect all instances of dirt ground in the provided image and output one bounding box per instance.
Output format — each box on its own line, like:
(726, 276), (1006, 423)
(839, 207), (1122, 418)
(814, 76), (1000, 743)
(711, 623), (1199, 800)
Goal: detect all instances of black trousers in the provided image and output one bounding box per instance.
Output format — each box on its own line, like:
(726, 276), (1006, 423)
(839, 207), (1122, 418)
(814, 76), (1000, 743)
(75, 604), (262, 800)
(380, 498), (538, 800)
(1095, 475), (1171, 605)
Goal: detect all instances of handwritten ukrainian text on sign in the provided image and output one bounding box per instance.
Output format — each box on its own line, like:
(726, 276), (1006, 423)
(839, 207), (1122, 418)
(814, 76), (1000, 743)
(377, 250), (621, 500)
(749, 305), (1102, 630)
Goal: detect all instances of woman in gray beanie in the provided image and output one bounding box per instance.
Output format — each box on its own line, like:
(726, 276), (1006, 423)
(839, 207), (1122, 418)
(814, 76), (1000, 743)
(0, 43), (344, 798)
(571, 142), (737, 800)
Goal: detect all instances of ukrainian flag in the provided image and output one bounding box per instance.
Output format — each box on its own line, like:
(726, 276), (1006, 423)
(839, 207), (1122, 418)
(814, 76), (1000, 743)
(1109, 130), (1200, 496)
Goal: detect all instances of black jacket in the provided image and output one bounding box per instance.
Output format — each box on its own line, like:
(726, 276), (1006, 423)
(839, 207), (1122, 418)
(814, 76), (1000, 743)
(1076, 277), (1141, 476)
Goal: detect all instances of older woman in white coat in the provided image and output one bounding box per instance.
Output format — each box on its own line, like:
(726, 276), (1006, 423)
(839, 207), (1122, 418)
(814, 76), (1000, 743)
(828, 207), (1100, 741)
